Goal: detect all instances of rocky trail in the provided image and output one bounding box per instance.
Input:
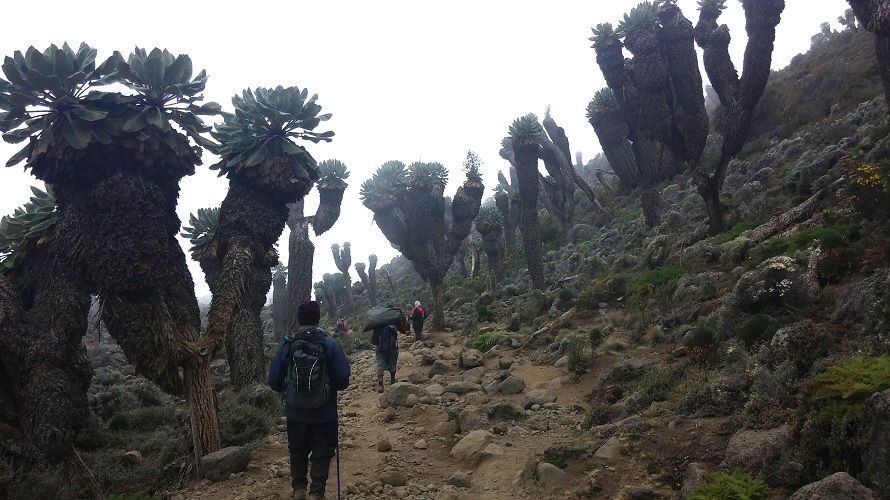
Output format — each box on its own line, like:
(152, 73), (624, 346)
(171, 324), (732, 500)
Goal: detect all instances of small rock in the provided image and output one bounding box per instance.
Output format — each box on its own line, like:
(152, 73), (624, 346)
(447, 471), (472, 488)
(414, 439), (428, 449)
(377, 438), (392, 452)
(381, 470), (408, 487)
(536, 462), (566, 489)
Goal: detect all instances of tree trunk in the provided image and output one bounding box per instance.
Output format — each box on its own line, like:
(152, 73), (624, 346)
(272, 274), (287, 337)
(287, 201), (314, 331)
(469, 242), (481, 279)
(430, 278), (444, 329)
(183, 355), (221, 472)
(226, 263), (271, 388)
(696, 172), (726, 235)
(513, 138), (546, 289)
(368, 255), (379, 306)
(495, 193), (516, 257)
(0, 255), (90, 463)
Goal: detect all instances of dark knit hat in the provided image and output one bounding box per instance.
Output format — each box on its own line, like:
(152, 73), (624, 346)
(297, 300), (321, 326)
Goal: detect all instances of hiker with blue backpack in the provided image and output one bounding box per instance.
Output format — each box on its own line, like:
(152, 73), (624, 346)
(268, 300), (351, 500)
(365, 304), (409, 393)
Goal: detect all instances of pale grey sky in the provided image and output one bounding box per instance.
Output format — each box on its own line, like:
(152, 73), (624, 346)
(0, 0), (850, 297)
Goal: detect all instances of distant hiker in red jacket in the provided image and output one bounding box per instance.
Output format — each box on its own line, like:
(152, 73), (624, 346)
(410, 300), (425, 341)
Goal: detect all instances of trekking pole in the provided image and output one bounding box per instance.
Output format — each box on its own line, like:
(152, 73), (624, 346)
(336, 430), (341, 500)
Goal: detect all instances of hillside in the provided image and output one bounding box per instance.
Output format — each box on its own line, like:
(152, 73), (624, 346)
(4, 25), (890, 500)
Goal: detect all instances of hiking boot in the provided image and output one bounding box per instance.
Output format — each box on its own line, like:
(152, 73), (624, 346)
(376, 382), (384, 393)
(292, 488), (307, 500)
(307, 494), (326, 500)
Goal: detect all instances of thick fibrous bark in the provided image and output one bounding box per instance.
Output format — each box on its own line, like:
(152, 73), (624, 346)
(478, 225), (505, 292)
(512, 137), (546, 289)
(287, 201), (314, 331)
(331, 244), (355, 314)
(495, 192), (518, 257)
(588, 109), (640, 189)
(272, 272), (287, 337)
(226, 254), (272, 388)
(0, 255), (90, 463)
(694, 0), (785, 234)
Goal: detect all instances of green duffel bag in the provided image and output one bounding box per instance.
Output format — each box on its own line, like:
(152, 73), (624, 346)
(363, 305), (405, 332)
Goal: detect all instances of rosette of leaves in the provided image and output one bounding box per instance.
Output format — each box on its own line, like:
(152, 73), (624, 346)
(0, 43), (117, 167)
(589, 23), (621, 48)
(508, 113), (545, 142)
(407, 162), (448, 191)
(111, 47), (221, 151)
(209, 86), (333, 192)
(0, 44), (221, 178)
(272, 263), (287, 281)
(617, 1), (663, 37)
(475, 206), (503, 233)
(697, 0), (727, 12)
(314, 159), (350, 235)
(0, 185), (58, 272)
(180, 206), (219, 257)
(586, 88), (622, 119)
(360, 160), (407, 211)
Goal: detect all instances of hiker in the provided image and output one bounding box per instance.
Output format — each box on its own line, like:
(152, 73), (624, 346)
(410, 300), (425, 341)
(334, 317), (349, 335)
(372, 314), (409, 393)
(268, 300), (351, 500)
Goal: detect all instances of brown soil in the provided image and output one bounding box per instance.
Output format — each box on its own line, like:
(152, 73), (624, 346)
(171, 324), (732, 500)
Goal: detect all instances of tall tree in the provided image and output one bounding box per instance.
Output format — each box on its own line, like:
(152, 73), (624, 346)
(475, 207), (505, 292)
(355, 254), (378, 306)
(847, 0), (890, 115)
(204, 86), (333, 396)
(0, 186), (91, 462)
(271, 263), (287, 337)
(586, 88), (640, 190)
(694, 0), (786, 233)
(503, 114), (546, 289)
(494, 171), (520, 257)
(360, 156), (484, 328)
(331, 243), (355, 314)
(285, 159), (349, 330)
(181, 207), (274, 388)
(589, 0), (783, 233)
(0, 44), (224, 459)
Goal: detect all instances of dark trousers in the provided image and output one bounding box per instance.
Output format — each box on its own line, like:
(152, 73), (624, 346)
(412, 320), (424, 341)
(286, 419), (338, 495)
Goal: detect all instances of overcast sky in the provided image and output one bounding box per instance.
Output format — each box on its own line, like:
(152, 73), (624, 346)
(0, 0), (850, 298)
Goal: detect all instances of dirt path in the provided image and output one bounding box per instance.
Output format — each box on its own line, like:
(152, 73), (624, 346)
(170, 328), (710, 500)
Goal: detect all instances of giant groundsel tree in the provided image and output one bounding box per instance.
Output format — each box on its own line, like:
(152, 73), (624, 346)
(360, 154), (484, 328)
(0, 43), (232, 461)
(205, 85), (332, 368)
(286, 159), (349, 330)
(588, 0), (784, 234)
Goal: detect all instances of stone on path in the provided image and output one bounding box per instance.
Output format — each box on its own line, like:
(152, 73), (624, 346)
(200, 446), (250, 482)
(789, 472), (880, 500)
(450, 430), (495, 461)
(536, 462), (566, 489)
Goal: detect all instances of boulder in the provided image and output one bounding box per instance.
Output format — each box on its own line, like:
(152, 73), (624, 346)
(720, 425), (792, 481)
(200, 446), (250, 482)
(450, 430), (495, 461)
(446, 471), (472, 488)
(458, 405), (489, 432)
(499, 375), (526, 395)
(462, 366), (485, 383)
(789, 472), (880, 500)
(459, 349), (484, 368)
(379, 382), (429, 408)
(443, 381), (482, 395)
(488, 400), (526, 422)
(380, 470), (407, 487)
(536, 462), (566, 489)
(428, 359), (451, 377)
(522, 389), (557, 409)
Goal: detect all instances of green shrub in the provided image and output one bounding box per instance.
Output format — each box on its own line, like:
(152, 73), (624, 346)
(687, 470), (769, 500)
(563, 335), (590, 377)
(683, 327), (715, 348)
(557, 288), (574, 302)
(577, 273), (631, 309)
(796, 356), (890, 481)
(473, 330), (509, 351)
(624, 365), (685, 413)
(712, 221), (759, 245)
(631, 265), (684, 295)
(217, 385), (279, 448)
(581, 402), (615, 429)
(738, 314), (796, 347)
(753, 224), (855, 261)
(577, 238), (598, 253)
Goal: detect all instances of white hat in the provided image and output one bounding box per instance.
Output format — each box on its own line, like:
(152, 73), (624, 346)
(414, 300), (421, 307)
